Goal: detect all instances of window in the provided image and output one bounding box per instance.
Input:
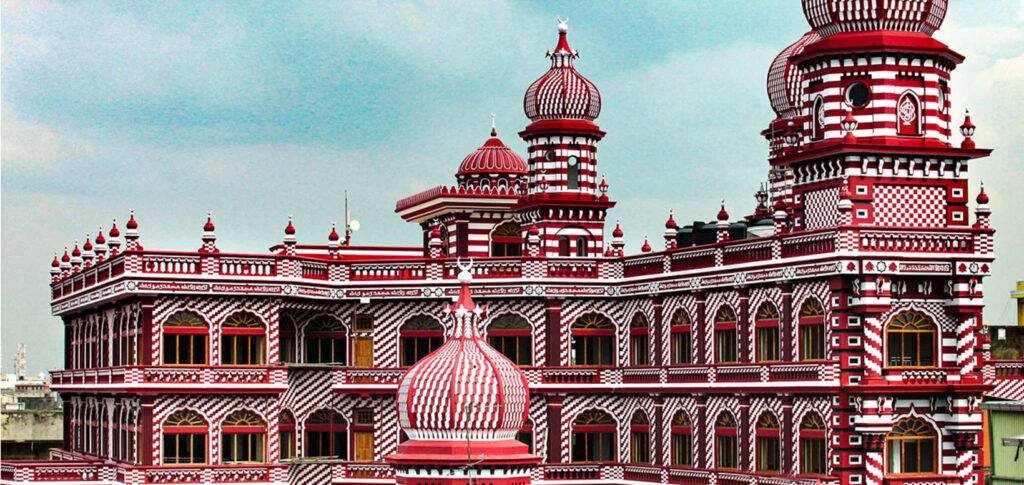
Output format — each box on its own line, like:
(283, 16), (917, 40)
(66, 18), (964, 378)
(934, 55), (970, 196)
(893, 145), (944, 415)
(162, 410), (206, 465)
(799, 412), (827, 475)
(812, 96), (825, 140)
(896, 92), (922, 136)
(714, 306), (738, 363)
(163, 312), (208, 365)
(487, 314), (532, 366)
(715, 412), (738, 469)
(351, 408), (374, 462)
(400, 316), (443, 367)
(755, 303), (780, 362)
(886, 311), (936, 368)
(352, 314), (374, 367)
(567, 156), (580, 190)
(558, 236), (571, 257)
(305, 316), (347, 364)
(517, 421), (534, 453)
(629, 411), (650, 464)
(221, 312), (265, 365)
(670, 411), (693, 467)
(490, 221), (523, 257)
(572, 313), (615, 366)
(221, 411), (265, 464)
(575, 236), (587, 257)
(799, 299), (826, 361)
(480, 178), (491, 189)
(279, 411), (296, 461)
(845, 82), (871, 108)
(886, 418), (936, 475)
(629, 313), (650, 366)
(279, 316), (296, 364)
(571, 410), (615, 462)
(670, 310), (692, 364)
(305, 409), (348, 458)
(756, 412), (781, 473)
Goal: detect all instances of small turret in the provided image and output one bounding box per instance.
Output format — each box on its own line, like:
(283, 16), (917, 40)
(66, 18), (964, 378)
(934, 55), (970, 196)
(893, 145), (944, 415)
(716, 201), (730, 243)
(200, 212), (218, 253)
(50, 254), (61, 278)
(124, 210), (141, 251)
(664, 210), (678, 249)
(283, 216), (297, 256)
(70, 241), (83, 270)
(81, 236), (95, 267)
(974, 183), (990, 229)
(107, 220), (122, 256)
(60, 247), (72, 274)
(610, 220), (625, 256)
(93, 228), (108, 261)
(641, 236), (652, 253)
(328, 222), (341, 258)
(960, 110), (976, 149)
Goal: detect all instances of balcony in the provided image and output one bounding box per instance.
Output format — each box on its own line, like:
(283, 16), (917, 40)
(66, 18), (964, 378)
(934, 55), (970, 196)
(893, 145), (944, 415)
(50, 366), (288, 393)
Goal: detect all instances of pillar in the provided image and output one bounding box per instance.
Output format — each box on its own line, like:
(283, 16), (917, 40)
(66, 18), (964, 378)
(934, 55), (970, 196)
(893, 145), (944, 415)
(546, 394), (564, 463)
(738, 288), (750, 363)
(653, 396), (665, 466)
(781, 397), (794, 474)
(695, 292), (707, 364)
(455, 216), (470, 258)
(652, 296), (664, 366)
(140, 299), (155, 366)
(139, 397), (155, 465)
(695, 397), (708, 468)
(738, 396), (750, 470)
(780, 283), (794, 361)
(545, 298), (563, 367)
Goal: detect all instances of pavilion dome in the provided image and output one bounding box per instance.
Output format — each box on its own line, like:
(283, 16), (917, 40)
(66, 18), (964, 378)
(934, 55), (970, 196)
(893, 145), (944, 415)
(523, 19), (601, 122)
(767, 30), (820, 118)
(456, 127), (528, 178)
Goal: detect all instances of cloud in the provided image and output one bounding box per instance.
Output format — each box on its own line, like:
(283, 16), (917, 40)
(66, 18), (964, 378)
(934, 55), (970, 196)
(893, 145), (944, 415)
(0, 102), (95, 172)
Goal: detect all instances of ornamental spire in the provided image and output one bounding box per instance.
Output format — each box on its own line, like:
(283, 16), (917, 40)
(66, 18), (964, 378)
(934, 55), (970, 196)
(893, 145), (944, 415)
(446, 259), (485, 339)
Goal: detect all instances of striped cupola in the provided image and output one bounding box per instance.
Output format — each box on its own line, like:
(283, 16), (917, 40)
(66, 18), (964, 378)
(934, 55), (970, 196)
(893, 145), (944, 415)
(388, 261), (538, 483)
(523, 18), (601, 122)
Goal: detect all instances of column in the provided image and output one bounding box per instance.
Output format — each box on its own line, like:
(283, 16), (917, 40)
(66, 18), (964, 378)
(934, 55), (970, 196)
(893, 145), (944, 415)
(738, 396), (751, 470)
(780, 283), (794, 361)
(695, 396), (708, 468)
(140, 298), (155, 365)
(653, 396), (665, 466)
(139, 397), (155, 465)
(545, 298), (563, 367)
(781, 397), (794, 474)
(652, 296), (664, 366)
(738, 288), (751, 363)
(546, 394), (564, 463)
(695, 292), (708, 364)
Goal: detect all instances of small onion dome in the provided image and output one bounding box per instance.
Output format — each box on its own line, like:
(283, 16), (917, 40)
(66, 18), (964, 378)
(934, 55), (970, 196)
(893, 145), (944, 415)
(203, 213), (216, 232)
(717, 202), (730, 221)
(523, 19), (601, 121)
(802, 0), (946, 38)
(95, 229), (106, 245)
(767, 31), (820, 118)
(456, 128), (527, 177)
(83, 238), (93, 251)
(839, 183), (852, 200)
(109, 220), (121, 238)
(774, 199), (787, 212)
(51, 254), (60, 268)
(395, 263), (530, 443)
(71, 243), (82, 257)
(284, 216), (296, 235)
(126, 210), (138, 230)
(612, 221), (624, 238)
(328, 223), (341, 242)
(665, 210), (678, 229)
(61, 249), (71, 263)
(976, 185), (989, 205)
(641, 237), (652, 253)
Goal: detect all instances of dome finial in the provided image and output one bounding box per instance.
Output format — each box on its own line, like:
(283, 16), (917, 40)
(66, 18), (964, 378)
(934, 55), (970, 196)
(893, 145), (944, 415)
(556, 16), (569, 33)
(490, 112), (497, 137)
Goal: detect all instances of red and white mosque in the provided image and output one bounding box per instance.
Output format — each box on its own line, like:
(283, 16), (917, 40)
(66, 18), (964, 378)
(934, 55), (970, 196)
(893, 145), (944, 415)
(4, 2), (1024, 485)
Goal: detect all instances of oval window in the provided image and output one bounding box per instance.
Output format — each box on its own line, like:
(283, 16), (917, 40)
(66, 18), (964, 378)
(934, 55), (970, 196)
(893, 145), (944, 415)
(545, 150), (557, 162)
(845, 82), (871, 108)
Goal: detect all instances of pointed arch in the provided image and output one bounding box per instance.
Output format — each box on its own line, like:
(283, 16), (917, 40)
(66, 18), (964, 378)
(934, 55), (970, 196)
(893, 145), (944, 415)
(629, 410), (651, 463)
(400, 315), (443, 367)
(490, 220), (523, 257)
(670, 409), (693, 466)
(799, 411), (827, 475)
(629, 312), (651, 366)
(486, 313), (532, 365)
(670, 308), (693, 364)
(162, 409), (207, 465)
(305, 314), (347, 364)
(572, 409), (616, 462)
(305, 409), (348, 459)
(279, 409), (296, 460)
(714, 305), (738, 363)
(163, 311), (208, 365)
(885, 310), (937, 368)
(812, 95), (825, 140)
(886, 417), (938, 474)
(571, 313), (614, 366)
(755, 410), (781, 472)
(222, 311), (266, 365)
(714, 410), (738, 469)
(896, 91), (922, 136)
(799, 297), (826, 361)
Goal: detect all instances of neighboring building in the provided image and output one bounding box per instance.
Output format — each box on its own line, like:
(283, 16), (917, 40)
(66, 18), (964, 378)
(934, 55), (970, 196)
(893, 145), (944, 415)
(1, 348), (63, 460)
(1013, 280), (1024, 326)
(3, 2), (1024, 485)
(983, 401), (1024, 485)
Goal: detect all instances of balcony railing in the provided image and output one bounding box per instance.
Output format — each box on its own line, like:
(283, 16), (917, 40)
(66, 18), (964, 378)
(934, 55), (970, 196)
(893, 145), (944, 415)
(50, 366), (287, 390)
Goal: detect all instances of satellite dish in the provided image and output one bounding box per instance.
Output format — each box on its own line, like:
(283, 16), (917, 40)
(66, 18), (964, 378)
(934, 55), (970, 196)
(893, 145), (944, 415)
(349, 220), (361, 231)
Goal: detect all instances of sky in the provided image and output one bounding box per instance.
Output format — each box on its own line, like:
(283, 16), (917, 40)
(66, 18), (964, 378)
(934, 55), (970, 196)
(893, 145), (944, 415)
(3, 1), (1022, 375)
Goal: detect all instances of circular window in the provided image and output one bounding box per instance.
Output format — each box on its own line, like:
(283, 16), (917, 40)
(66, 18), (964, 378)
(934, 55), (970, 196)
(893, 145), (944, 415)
(568, 157), (578, 167)
(845, 83), (871, 108)
(545, 150), (557, 162)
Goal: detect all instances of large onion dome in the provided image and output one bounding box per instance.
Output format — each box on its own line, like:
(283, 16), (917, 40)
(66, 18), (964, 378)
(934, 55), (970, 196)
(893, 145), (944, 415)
(456, 126), (528, 178)
(802, 0), (947, 38)
(523, 19), (601, 122)
(767, 30), (820, 118)
(389, 264), (536, 478)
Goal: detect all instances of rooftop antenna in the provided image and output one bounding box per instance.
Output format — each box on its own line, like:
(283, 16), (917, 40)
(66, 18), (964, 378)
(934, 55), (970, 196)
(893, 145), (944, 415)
(344, 190), (360, 246)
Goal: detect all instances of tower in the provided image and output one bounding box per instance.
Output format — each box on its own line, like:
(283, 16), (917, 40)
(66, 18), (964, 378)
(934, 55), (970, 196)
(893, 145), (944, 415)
(517, 19), (613, 258)
(387, 262), (538, 484)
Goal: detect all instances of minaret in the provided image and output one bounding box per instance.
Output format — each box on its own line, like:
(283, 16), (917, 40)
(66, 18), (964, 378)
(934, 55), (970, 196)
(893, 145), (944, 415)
(517, 18), (613, 257)
(387, 261), (538, 484)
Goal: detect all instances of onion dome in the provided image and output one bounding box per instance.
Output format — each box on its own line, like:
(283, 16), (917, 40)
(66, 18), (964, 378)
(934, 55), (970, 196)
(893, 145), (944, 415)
(51, 254), (60, 268)
(774, 199), (787, 213)
(61, 249), (71, 263)
(717, 202), (730, 222)
(284, 216), (296, 236)
(767, 31), (821, 118)
(108, 220), (121, 238)
(665, 210), (678, 229)
(203, 213), (216, 232)
(126, 210), (138, 230)
(976, 184), (989, 205)
(612, 221), (624, 238)
(95, 229), (106, 246)
(82, 237), (93, 252)
(395, 263), (531, 444)
(527, 224), (540, 237)
(71, 243), (82, 258)
(456, 125), (528, 178)
(641, 237), (652, 253)
(802, 0), (947, 38)
(524, 19), (601, 122)
(328, 223), (340, 242)
(960, 110), (976, 149)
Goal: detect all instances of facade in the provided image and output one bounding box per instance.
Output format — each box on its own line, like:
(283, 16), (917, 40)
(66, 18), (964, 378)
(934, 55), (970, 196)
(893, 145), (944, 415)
(4, 2), (1024, 485)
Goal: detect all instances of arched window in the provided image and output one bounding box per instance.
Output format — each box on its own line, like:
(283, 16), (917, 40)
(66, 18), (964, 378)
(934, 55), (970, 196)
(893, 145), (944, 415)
(799, 412), (827, 475)
(490, 221), (523, 257)
(896, 92), (922, 136)
(558, 236), (571, 257)
(351, 408), (374, 461)
(629, 313), (650, 366)
(351, 314), (374, 367)
(163, 312), (208, 365)
(571, 410), (615, 462)
(812, 96), (825, 140)
(886, 311), (936, 368)
(221, 410), (265, 464)
(162, 410), (207, 464)
(575, 235), (588, 257)
(629, 411), (651, 463)
(755, 303), (781, 362)
(572, 313), (615, 366)
(305, 316), (347, 364)
(799, 298), (826, 361)
(400, 316), (443, 367)
(567, 156), (580, 190)
(714, 306), (738, 363)
(886, 418), (937, 474)
(221, 312), (265, 365)
(497, 178), (508, 191)
(279, 315), (296, 364)
(438, 225), (450, 257)
(517, 420), (534, 453)
(279, 410), (296, 461)
(305, 409), (348, 458)
(755, 412), (781, 473)
(670, 309), (693, 364)
(715, 411), (738, 469)
(487, 314), (532, 366)
(671, 411), (693, 467)
(480, 178), (491, 190)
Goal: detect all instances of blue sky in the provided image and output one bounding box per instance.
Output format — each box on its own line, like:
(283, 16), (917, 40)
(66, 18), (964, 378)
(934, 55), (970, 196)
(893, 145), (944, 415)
(3, 1), (1022, 374)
